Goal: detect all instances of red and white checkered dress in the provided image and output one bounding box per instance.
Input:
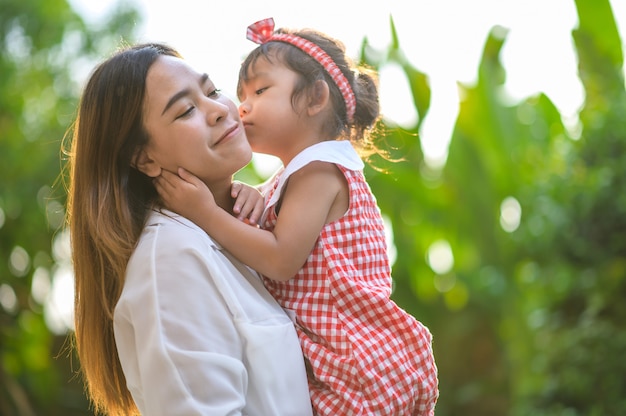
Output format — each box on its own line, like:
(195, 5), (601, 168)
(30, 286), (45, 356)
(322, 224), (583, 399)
(262, 141), (439, 416)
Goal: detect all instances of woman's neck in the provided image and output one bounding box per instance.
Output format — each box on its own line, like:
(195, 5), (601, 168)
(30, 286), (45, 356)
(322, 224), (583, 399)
(210, 180), (234, 212)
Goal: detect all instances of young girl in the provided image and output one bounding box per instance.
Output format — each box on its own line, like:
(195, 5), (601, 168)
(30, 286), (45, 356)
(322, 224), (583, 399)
(156, 18), (439, 415)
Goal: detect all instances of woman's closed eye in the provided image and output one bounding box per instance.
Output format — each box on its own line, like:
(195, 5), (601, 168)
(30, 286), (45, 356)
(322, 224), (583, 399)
(176, 106), (195, 119)
(175, 89), (221, 119)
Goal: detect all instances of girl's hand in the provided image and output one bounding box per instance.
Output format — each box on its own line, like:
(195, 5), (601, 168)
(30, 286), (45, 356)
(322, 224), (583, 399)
(231, 181), (264, 225)
(154, 168), (216, 225)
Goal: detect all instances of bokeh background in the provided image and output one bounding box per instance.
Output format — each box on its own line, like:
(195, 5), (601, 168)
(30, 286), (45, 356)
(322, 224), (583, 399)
(1, 0), (625, 414)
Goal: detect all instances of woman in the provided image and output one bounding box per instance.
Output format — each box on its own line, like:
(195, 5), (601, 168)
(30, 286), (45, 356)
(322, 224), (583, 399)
(64, 43), (312, 416)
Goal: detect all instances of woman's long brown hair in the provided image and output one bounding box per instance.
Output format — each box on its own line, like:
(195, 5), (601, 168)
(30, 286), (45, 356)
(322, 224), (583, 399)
(64, 43), (180, 415)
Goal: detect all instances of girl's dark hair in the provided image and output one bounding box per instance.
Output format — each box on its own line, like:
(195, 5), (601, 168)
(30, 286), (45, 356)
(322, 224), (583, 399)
(237, 27), (381, 153)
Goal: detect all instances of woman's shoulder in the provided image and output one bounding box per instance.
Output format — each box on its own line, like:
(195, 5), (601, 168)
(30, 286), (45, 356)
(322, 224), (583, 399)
(122, 210), (226, 303)
(127, 209), (222, 275)
(141, 209), (218, 249)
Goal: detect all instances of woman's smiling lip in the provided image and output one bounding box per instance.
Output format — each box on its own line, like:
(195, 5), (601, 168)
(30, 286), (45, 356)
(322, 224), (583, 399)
(212, 124), (240, 147)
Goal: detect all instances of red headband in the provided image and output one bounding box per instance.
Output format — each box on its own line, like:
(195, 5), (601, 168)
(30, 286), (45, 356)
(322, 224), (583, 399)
(246, 18), (356, 123)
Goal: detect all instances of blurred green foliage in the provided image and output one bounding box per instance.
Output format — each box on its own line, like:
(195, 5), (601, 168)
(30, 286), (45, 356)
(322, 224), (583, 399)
(361, 0), (626, 414)
(0, 0), (624, 414)
(0, 0), (140, 414)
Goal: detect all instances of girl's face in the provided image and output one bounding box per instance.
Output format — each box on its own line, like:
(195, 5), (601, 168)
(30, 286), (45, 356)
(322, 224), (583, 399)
(237, 56), (307, 162)
(138, 55), (252, 187)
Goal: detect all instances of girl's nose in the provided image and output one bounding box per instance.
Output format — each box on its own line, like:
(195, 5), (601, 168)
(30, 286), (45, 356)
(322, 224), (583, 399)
(238, 101), (250, 118)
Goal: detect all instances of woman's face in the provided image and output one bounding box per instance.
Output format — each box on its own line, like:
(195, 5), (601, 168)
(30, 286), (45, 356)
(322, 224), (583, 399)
(138, 55), (252, 187)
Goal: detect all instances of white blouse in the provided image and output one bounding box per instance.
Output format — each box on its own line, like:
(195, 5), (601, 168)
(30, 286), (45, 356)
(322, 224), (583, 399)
(113, 210), (313, 416)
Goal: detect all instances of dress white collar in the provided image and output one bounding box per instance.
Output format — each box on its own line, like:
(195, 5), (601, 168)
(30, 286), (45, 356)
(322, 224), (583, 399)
(266, 141), (364, 209)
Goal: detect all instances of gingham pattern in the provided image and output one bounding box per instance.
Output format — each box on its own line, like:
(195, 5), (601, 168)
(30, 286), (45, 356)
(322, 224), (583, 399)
(246, 17), (356, 123)
(263, 165), (439, 415)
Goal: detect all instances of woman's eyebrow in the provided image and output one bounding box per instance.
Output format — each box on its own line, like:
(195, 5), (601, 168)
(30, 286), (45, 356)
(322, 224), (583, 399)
(161, 73), (210, 115)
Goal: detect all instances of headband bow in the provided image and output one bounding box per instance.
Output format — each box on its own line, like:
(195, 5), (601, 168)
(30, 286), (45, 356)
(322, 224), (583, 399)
(246, 18), (356, 123)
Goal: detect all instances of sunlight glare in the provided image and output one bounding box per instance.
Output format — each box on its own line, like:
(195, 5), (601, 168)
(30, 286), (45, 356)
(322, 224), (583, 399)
(379, 63), (417, 128)
(427, 239), (454, 275)
(45, 265), (75, 334)
(9, 246), (30, 277)
(500, 196), (522, 233)
(0, 284), (18, 314)
(44, 229), (75, 334)
(31, 267), (52, 305)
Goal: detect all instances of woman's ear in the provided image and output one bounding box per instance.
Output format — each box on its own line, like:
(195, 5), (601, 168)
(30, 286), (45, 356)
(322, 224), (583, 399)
(131, 148), (162, 177)
(307, 79), (330, 117)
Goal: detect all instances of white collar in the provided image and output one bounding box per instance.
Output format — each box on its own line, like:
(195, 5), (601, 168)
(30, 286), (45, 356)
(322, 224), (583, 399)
(266, 141), (363, 209)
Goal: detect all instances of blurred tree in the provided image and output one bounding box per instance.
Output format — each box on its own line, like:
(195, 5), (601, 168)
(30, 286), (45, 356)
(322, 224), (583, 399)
(508, 0), (626, 414)
(359, 0), (625, 414)
(0, 0), (140, 414)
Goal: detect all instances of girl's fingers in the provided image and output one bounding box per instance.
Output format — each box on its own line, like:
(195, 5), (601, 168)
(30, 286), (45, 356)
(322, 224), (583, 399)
(154, 169), (178, 189)
(249, 201), (264, 225)
(177, 167), (202, 187)
(236, 198), (264, 225)
(231, 181), (243, 198)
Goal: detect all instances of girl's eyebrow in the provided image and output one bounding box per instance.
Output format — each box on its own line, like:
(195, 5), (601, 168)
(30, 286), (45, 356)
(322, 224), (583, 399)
(161, 73), (210, 115)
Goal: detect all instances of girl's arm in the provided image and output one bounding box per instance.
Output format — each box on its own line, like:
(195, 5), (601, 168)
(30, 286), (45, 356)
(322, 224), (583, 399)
(155, 162), (348, 281)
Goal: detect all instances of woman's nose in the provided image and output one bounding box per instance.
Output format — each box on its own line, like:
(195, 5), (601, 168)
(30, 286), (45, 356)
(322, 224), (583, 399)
(204, 99), (229, 125)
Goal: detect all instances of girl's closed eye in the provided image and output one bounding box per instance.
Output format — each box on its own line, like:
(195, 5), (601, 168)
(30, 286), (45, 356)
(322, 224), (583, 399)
(255, 87), (268, 95)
